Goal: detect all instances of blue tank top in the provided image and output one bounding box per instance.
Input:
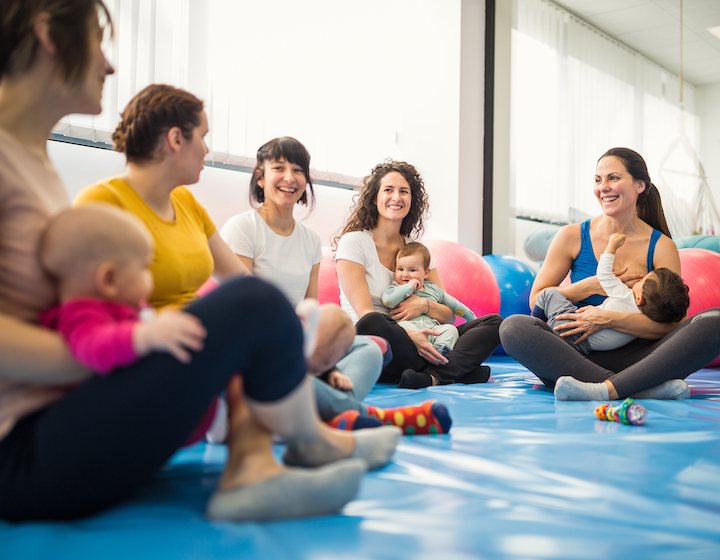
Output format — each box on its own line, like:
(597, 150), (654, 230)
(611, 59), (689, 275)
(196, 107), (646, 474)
(570, 219), (662, 307)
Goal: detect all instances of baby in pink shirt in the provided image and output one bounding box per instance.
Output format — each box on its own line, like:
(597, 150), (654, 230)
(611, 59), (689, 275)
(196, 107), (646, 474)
(38, 204), (206, 374)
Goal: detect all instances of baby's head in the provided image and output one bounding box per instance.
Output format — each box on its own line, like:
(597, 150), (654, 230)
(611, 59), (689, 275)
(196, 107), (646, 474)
(306, 304), (355, 375)
(633, 267), (689, 323)
(39, 205), (154, 306)
(395, 242), (431, 287)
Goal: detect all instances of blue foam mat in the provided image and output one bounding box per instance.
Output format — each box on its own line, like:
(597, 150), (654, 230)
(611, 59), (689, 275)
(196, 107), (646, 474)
(3, 356), (720, 559)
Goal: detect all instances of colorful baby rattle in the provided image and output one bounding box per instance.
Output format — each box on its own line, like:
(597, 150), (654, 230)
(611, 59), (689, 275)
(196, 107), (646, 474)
(594, 398), (647, 426)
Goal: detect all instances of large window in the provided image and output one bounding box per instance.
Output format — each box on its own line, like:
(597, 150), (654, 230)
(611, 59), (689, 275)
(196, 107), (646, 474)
(511, 0), (702, 236)
(53, 0), (463, 188)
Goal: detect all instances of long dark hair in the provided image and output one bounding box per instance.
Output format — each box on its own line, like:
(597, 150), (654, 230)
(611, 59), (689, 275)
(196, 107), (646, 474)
(599, 147), (671, 238)
(335, 160), (429, 245)
(249, 137), (314, 209)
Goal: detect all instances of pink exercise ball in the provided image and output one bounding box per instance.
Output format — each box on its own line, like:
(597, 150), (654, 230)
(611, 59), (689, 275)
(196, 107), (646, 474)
(318, 247), (341, 305)
(678, 248), (720, 366)
(423, 239), (500, 325)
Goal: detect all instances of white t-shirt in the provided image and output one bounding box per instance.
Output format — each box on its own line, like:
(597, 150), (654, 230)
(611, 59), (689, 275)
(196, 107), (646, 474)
(335, 230), (434, 323)
(220, 209), (322, 307)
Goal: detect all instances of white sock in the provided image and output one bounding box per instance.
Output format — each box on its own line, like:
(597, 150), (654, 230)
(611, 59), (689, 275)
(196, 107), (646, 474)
(554, 376), (610, 401)
(631, 379), (690, 400)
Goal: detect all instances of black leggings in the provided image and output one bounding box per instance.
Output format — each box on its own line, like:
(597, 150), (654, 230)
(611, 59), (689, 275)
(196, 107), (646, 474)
(0, 276), (305, 521)
(356, 312), (502, 383)
(500, 309), (720, 397)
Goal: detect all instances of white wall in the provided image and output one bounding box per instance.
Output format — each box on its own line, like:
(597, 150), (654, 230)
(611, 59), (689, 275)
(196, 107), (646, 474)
(48, 140), (357, 247)
(697, 83), (720, 209)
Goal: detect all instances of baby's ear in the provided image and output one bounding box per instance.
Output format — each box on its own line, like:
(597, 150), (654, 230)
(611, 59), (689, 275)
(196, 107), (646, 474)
(95, 261), (119, 299)
(635, 293), (645, 306)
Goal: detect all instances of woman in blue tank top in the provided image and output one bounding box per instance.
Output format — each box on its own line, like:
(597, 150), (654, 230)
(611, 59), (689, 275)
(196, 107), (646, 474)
(500, 148), (720, 401)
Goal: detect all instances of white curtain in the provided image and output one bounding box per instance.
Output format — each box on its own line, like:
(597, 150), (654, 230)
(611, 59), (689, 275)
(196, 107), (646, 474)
(53, 0), (459, 188)
(511, 0), (701, 234)
(53, 0), (192, 144)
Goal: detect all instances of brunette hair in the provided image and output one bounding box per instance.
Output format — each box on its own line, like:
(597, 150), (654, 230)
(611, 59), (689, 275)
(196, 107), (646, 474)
(639, 267), (689, 323)
(249, 137), (314, 208)
(0, 0), (112, 85)
(335, 160), (429, 244)
(112, 84), (204, 164)
(396, 241), (431, 270)
(598, 148), (671, 237)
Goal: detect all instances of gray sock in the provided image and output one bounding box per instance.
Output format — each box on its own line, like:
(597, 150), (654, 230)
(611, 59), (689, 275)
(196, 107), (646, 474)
(631, 379), (690, 400)
(284, 425), (400, 471)
(206, 458), (367, 522)
(554, 376), (610, 401)
(349, 425), (401, 470)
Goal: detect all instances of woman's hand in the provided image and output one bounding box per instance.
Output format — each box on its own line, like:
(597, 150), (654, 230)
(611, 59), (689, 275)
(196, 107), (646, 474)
(389, 294), (427, 322)
(404, 327), (449, 365)
(617, 268), (644, 288)
(553, 306), (612, 344)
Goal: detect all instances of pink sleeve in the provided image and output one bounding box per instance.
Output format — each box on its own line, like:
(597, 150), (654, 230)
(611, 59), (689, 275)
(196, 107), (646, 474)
(54, 301), (139, 375)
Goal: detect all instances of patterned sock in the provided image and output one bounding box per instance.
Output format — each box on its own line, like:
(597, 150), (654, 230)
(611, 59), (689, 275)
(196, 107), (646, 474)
(327, 410), (383, 430)
(364, 400), (452, 435)
(363, 335), (393, 368)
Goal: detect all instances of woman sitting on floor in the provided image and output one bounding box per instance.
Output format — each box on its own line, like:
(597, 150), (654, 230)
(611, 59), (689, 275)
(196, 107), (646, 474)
(0, 0), (397, 521)
(220, 137), (451, 434)
(500, 147), (720, 401)
(334, 160), (502, 389)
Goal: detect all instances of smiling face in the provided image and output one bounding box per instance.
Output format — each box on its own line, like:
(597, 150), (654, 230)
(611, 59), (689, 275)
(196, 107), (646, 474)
(259, 158), (308, 210)
(395, 253), (430, 286)
(375, 172), (412, 224)
(594, 156), (646, 218)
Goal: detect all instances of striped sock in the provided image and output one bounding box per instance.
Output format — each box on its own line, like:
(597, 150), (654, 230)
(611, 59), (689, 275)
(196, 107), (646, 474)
(364, 400), (452, 435)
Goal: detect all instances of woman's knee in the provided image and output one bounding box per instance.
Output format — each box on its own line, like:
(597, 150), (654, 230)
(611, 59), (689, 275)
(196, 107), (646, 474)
(499, 314), (533, 349)
(355, 312), (395, 336)
(688, 307), (720, 325)
(191, 276), (297, 331)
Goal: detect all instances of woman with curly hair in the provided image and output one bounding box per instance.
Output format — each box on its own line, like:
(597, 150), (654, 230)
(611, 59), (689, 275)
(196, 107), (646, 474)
(335, 161), (502, 388)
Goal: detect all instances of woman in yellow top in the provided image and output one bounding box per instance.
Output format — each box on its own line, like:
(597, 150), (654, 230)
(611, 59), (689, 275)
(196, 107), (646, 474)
(0, 0), (396, 521)
(75, 85), (244, 309)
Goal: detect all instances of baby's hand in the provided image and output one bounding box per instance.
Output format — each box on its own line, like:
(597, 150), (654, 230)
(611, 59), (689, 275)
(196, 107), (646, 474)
(606, 233), (626, 253)
(134, 307), (206, 363)
(409, 278), (421, 291)
(327, 369), (354, 391)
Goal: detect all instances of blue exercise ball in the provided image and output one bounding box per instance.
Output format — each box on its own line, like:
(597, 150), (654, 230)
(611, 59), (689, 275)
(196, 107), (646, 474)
(482, 255), (537, 356)
(482, 254), (537, 318)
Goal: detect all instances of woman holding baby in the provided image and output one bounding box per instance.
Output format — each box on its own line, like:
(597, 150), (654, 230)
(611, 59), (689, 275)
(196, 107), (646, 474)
(500, 147), (720, 401)
(219, 138), (452, 435)
(0, 0), (396, 522)
(335, 160), (503, 389)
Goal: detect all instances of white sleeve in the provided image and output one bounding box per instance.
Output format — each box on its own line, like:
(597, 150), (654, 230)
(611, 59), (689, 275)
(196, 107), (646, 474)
(219, 211), (257, 259)
(335, 231), (368, 267)
(597, 253), (637, 312)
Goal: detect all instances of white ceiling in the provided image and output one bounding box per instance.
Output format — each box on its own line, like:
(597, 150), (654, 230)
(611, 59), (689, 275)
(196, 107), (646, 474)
(553, 0), (720, 86)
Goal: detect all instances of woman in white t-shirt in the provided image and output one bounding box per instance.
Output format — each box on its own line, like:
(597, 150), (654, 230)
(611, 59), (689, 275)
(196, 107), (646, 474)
(335, 161), (503, 389)
(219, 139), (399, 425)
